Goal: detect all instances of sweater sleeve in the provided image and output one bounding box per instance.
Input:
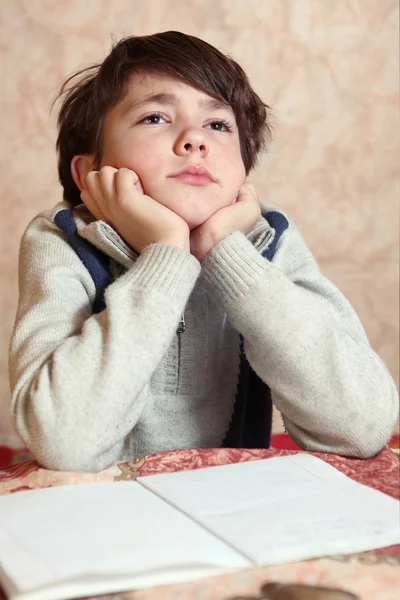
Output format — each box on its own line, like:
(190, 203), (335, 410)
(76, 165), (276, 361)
(201, 221), (399, 458)
(9, 216), (201, 472)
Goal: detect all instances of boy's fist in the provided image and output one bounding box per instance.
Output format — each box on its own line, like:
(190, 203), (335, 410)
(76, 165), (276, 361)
(190, 182), (261, 262)
(81, 167), (190, 253)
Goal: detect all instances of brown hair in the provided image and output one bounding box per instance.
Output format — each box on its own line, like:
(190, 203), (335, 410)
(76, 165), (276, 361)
(55, 31), (271, 206)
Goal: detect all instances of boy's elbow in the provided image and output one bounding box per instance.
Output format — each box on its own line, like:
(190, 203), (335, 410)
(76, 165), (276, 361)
(11, 387), (116, 473)
(33, 438), (114, 472)
(12, 412), (109, 473)
(349, 418), (397, 459)
(293, 429), (390, 460)
(345, 436), (387, 460)
(330, 381), (398, 459)
(16, 428), (105, 473)
(331, 406), (398, 459)
(361, 384), (399, 457)
(36, 444), (104, 473)
(286, 398), (398, 460)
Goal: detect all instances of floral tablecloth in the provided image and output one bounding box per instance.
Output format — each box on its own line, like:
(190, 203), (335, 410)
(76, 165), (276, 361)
(1, 447), (399, 600)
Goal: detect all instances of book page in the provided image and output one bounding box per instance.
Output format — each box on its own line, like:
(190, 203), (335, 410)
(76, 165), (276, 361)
(0, 481), (250, 600)
(138, 454), (400, 565)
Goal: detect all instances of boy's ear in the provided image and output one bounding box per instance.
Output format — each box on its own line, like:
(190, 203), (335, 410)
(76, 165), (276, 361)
(71, 155), (95, 192)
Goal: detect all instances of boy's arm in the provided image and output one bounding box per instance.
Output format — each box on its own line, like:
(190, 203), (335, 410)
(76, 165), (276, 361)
(201, 218), (399, 458)
(9, 215), (200, 472)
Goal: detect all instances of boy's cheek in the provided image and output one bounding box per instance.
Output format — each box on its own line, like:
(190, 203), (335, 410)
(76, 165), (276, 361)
(137, 175), (160, 200)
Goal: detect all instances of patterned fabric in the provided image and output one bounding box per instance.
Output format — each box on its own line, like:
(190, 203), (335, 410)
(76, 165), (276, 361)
(0, 448), (398, 600)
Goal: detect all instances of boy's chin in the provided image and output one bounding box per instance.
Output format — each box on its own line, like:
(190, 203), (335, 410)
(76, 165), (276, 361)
(188, 219), (205, 231)
(151, 191), (227, 230)
(171, 202), (222, 231)
(180, 211), (214, 231)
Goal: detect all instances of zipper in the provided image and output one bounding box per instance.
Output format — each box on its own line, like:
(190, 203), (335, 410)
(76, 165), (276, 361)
(176, 312), (186, 334)
(101, 224), (138, 260)
(175, 312), (185, 393)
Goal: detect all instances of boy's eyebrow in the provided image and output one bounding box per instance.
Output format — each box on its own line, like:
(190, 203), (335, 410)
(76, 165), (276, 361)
(126, 93), (234, 114)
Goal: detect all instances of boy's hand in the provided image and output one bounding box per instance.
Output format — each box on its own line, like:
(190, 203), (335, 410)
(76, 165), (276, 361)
(81, 167), (190, 253)
(190, 182), (261, 263)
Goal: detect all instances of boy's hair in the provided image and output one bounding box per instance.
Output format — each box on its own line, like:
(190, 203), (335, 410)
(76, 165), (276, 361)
(55, 31), (271, 206)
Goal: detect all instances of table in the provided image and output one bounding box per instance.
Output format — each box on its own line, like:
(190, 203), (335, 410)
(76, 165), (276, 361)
(1, 447), (399, 600)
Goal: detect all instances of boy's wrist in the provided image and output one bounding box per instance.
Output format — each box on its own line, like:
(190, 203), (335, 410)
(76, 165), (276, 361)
(157, 235), (190, 253)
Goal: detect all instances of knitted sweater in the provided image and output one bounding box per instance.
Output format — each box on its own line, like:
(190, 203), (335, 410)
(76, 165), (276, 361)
(9, 201), (399, 472)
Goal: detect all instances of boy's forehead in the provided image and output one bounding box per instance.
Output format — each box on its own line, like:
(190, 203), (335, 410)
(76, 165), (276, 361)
(120, 72), (233, 115)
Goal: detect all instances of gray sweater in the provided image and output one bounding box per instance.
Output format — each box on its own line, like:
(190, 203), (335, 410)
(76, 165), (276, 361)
(9, 201), (399, 472)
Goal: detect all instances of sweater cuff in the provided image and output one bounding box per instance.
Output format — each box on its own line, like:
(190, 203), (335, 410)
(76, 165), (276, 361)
(201, 231), (269, 308)
(113, 243), (201, 302)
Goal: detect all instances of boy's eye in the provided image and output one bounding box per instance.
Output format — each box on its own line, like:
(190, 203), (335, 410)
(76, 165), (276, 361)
(205, 120), (232, 132)
(139, 112), (167, 125)
(138, 114), (232, 132)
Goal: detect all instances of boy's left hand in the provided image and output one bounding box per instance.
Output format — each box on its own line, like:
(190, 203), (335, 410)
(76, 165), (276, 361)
(190, 182), (261, 263)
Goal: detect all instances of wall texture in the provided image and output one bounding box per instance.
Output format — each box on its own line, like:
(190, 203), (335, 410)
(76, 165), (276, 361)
(0, 0), (398, 444)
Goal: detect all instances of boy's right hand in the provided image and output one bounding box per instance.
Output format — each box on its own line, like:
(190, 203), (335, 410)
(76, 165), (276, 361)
(81, 167), (190, 253)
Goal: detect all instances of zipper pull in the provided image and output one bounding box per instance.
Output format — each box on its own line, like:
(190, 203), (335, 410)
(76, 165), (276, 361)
(177, 313), (186, 334)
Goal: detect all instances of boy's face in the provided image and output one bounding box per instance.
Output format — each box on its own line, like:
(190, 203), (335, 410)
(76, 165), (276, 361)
(99, 72), (246, 229)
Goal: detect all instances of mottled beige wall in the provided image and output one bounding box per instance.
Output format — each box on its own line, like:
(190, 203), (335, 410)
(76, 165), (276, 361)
(0, 0), (398, 444)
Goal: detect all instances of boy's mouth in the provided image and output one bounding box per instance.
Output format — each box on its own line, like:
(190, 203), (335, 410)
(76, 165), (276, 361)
(168, 165), (216, 186)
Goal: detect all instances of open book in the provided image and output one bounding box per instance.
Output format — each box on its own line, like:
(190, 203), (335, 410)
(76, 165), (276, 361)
(0, 454), (399, 600)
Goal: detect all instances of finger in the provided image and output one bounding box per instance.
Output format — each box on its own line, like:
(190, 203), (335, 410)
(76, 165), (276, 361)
(85, 170), (109, 219)
(85, 170), (105, 205)
(134, 175), (144, 194)
(86, 170), (110, 222)
(80, 188), (103, 222)
(236, 182), (257, 204)
(115, 168), (142, 208)
(98, 166), (118, 207)
(115, 167), (143, 192)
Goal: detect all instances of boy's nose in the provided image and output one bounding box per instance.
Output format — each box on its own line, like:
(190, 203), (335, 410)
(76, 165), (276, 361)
(174, 128), (209, 157)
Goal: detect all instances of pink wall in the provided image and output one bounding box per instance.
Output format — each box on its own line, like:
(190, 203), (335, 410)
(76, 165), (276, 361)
(1, 0), (398, 443)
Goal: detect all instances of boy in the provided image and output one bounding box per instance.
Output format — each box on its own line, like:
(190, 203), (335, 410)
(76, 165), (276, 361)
(9, 31), (398, 472)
